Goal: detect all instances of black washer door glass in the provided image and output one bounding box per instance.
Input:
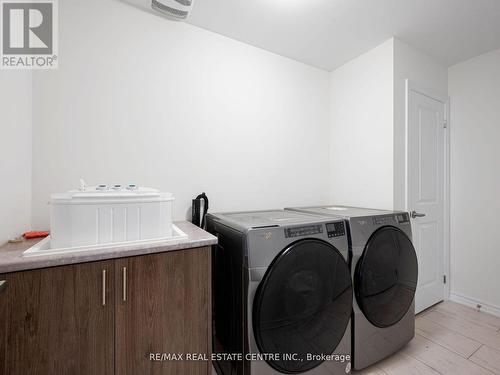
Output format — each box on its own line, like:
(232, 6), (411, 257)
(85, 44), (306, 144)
(253, 239), (352, 374)
(355, 226), (418, 328)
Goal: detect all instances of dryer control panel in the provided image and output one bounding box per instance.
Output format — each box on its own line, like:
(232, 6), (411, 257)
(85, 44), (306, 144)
(372, 213), (410, 225)
(372, 214), (396, 225)
(396, 212), (410, 223)
(326, 221), (345, 238)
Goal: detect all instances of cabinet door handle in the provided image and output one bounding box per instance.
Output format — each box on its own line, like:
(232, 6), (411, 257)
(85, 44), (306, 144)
(102, 270), (106, 306)
(122, 267), (127, 302)
(0, 280), (6, 293)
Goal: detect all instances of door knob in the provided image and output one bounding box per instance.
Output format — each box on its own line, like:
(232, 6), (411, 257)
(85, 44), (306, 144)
(411, 211), (426, 219)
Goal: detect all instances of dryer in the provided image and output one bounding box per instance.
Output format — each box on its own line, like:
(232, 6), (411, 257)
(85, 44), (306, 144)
(286, 206), (418, 370)
(207, 210), (353, 375)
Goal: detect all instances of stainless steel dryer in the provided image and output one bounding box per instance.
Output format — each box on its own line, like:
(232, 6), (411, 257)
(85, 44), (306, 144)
(207, 210), (353, 375)
(285, 206), (418, 370)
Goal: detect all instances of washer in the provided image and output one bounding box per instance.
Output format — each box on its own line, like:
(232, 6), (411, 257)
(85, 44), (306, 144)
(285, 206), (418, 370)
(207, 210), (353, 375)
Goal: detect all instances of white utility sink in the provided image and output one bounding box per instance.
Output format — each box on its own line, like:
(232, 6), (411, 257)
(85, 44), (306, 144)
(23, 224), (188, 257)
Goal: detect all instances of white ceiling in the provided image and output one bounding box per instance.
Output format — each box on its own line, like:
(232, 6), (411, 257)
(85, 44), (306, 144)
(187, 0), (500, 71)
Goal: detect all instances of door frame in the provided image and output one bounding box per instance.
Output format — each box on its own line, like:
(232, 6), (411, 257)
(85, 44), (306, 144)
(404, 79), (450, 301)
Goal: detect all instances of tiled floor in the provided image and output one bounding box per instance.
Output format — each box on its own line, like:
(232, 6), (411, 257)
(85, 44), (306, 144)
(354, 301), (500, 375)
(212, 301), (500, 375)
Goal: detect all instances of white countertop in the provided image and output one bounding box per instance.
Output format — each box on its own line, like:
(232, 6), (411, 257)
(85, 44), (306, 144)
(0, 221), (217, 274)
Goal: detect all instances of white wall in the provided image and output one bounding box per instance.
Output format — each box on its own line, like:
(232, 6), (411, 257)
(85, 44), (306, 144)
(328, 38), (448, 212)
(393, 38), (448, 210)
(0, 71), (32, 244)
(448, 48), (500, 310)
(31, 0), (331, 229)
(329, 39), (394, 209)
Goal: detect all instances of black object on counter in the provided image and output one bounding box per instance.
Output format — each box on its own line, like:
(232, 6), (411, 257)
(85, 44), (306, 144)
(192, 192), (209, 228)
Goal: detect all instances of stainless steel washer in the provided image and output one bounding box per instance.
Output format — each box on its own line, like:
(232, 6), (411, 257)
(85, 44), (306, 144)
(207, 210), (353, 375)
(285, 206), (418, 370)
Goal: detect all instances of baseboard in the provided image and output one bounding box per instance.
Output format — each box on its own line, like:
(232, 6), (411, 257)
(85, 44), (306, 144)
(449, 291), (500, 318)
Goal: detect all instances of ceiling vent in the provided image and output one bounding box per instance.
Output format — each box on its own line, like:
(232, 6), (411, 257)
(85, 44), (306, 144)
(123, 0), (195, 21)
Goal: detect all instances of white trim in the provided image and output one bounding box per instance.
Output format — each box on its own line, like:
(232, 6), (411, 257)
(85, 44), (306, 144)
(405, 79), (450, 305)
(450, 292), (500, 319)
(406, 80), (448, 104)
(444, 97), (451, 300)
(404, 80), (410, 211)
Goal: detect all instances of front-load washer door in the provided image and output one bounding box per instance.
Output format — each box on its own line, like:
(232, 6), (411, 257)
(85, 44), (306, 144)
(252, 238), (352, 374)
(355, 226), (418, 328)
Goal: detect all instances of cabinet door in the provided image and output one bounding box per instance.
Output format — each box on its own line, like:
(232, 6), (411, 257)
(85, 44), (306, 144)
(0, 261), (114, 375)
(115, 247), (211, 375)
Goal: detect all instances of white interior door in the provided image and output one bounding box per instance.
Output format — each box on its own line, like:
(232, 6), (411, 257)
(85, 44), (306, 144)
(408, 88), (446, 313)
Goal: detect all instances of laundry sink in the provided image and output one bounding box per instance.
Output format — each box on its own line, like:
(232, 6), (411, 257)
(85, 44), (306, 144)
(23, 224), (188, 257)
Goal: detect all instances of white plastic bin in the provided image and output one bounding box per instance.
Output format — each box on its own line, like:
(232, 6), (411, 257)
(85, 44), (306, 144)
(50, 185), (174, 249)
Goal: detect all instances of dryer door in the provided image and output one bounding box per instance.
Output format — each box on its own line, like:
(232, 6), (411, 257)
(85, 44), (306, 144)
(252, 239), (352, 374)
(355, 226), (418, 328)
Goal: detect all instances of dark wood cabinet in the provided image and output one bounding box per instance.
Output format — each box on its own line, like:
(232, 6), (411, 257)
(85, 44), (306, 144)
(0, 260), (115, 375)
(0, 246), (212, 375)
(115, 247), (211, 375)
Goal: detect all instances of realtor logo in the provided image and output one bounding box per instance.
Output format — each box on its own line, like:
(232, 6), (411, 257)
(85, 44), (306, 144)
(1, 0), (58, 69)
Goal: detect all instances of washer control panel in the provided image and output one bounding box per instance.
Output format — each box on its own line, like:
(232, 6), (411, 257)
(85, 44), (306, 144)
(326, 221), (345, 238)
(284, 224), (323, 238)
